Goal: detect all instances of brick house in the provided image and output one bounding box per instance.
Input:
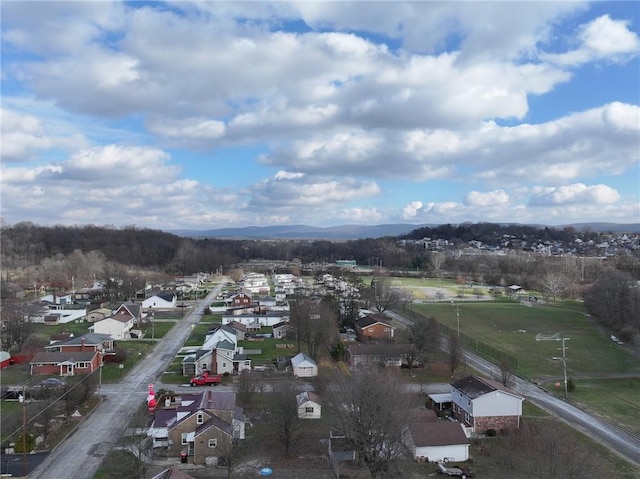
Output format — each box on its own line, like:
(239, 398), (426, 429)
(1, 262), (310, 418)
(29, 333), (112, 377)
(450, 375), (524, 434)
(354, 315), (395, 339)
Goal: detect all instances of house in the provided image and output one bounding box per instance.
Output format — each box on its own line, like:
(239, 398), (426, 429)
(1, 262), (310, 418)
(221, 311), (288, 327)
(226, 321), (248, 340)
(30, 350), (101, 377)
(272, 321), (293, 339)
(198, 325), (251, 375)
(40, 292), (73, 305)
(405, 409), (470, 463)
(148, 390), (245, 465)
(291, 352), (318, 377)
(182, 349), (213, 377)
(347, 343), (408, 367)
(41, 307), (87, 325)
(296, 391), (321, 419)
(45, 332), (114, 353)
(142, 293), (177, 309)
(450, 375), (525, 433)
(113, 303), (144, 326)
(87, 308), (112, 323)
(30, 333), (111, 376)
(355, 315), (395, 339)
(91, 313), (135, 340)
(229, 293), (252, 308)
(258, 295), (277, 308)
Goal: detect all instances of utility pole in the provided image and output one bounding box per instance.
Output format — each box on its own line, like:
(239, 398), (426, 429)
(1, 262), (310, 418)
(537, 333), (570, 398)
(553, 337), (570, 398)
(19, 387), (27, 476)
(451, 301), (460, 337)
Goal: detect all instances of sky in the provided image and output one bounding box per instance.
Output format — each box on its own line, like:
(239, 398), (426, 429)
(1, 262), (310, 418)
(1, 1), (639, 231)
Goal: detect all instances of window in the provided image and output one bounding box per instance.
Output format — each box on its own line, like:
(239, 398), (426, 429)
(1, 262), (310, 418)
(77, 362), (88, 368)
(208, 439), (217, 448)
(222, 362), (226, 367)
(305, 407), (314, 413)
(202, 364), (207, 371)
(181, 433), (188, 445)
(197, 413), (204, 425)
(384, 328), (389, 331)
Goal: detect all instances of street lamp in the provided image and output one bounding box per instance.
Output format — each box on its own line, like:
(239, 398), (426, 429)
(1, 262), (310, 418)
(451, 301), (460, 337)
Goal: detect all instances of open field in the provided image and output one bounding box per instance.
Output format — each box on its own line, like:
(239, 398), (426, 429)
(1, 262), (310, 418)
(411, 300), (640, 377)
(409, 299), (640, 436)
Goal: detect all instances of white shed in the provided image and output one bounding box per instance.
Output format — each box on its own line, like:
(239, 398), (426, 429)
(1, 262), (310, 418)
(296, 391), (321, 419)
(291, 352), (318, 377)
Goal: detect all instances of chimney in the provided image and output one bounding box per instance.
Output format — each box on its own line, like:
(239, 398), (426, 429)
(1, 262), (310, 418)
(81, 338), (85, 351)
(208, 390), (213, 403)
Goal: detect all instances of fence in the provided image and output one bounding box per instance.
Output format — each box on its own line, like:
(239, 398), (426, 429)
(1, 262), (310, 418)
(402, 308), (518, 370)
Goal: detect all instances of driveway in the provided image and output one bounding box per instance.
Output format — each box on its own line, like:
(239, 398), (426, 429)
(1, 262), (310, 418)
(27, 284), (224, 479)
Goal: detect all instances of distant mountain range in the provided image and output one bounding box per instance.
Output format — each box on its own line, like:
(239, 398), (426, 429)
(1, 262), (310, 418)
(169, 222), (640, 240)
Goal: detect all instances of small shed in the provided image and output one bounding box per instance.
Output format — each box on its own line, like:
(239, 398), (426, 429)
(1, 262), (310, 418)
(291, 352), (318, 377)
(296, 391), (321, 419)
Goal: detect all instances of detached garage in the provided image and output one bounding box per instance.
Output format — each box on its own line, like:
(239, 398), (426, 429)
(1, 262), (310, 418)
(291, 352), (318, 377)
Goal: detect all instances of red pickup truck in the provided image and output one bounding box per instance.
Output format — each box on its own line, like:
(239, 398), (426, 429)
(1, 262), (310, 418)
(190, 372), (222, 387)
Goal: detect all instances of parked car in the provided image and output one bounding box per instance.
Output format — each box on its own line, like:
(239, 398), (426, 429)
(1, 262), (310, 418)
(437, 461), (474, 478)
(37, 378), (66, 388)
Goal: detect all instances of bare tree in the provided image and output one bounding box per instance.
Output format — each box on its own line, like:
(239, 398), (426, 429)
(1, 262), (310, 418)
(483, 420), (608, 478)
(267, 380), (303, 457)
(329, 368), (417, 478)
(0, 301), (39, 353)
(118, 401), (154, 479)
(401, 316), (440, 371)
(429, 252), (446, 277)
(369, 276), (407, 314)
(538, 271), (569, 302)
(235, 371), (259, 411)
(447, 334), (463, 375)
(498, 358), (514, 387)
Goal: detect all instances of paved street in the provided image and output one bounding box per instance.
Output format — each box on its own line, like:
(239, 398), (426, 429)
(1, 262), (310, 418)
(387, 309), (640, 466)
(27, 284), (222, 479)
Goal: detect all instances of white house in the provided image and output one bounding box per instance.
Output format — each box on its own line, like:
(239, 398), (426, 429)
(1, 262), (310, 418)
(296, 391), (321, 419)
(90, 315), (134, 340)
(405, 409), (470, 463)
(450, 375), (525, 434)
(291, 352), (318, 378)
(142, 293), (177, 309)
(202, 325), (238, 351)
(221, 311), (288, 327)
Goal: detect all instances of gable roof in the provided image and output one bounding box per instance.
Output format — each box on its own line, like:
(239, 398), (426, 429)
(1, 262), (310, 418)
(31, 351), (98, 364)
(451, 375), (524, 400)
(296, 391), (321, 406)
(291, 352), (317, 368)
(409, 418), (469, 447)
(355, 315), (394, 329)
(45, 333), (112, 349)
(272, 321), (292, 330)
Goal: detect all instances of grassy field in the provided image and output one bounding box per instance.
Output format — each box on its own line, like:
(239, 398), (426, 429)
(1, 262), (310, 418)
(411, 300), (640, 378)
(409, 298), (640, 436)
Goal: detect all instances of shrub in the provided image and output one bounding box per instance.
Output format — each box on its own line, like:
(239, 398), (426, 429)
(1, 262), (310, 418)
(485, 428), (497, 437)
(567, 378), (576, 392)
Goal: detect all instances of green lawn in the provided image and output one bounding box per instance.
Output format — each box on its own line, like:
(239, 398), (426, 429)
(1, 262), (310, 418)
(541, 377), (640, 437)
(101, 341), (155, 382)
(239, 336), (299, 366)
(139, 320), (175, 339)
(411, 300), (640, 378)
